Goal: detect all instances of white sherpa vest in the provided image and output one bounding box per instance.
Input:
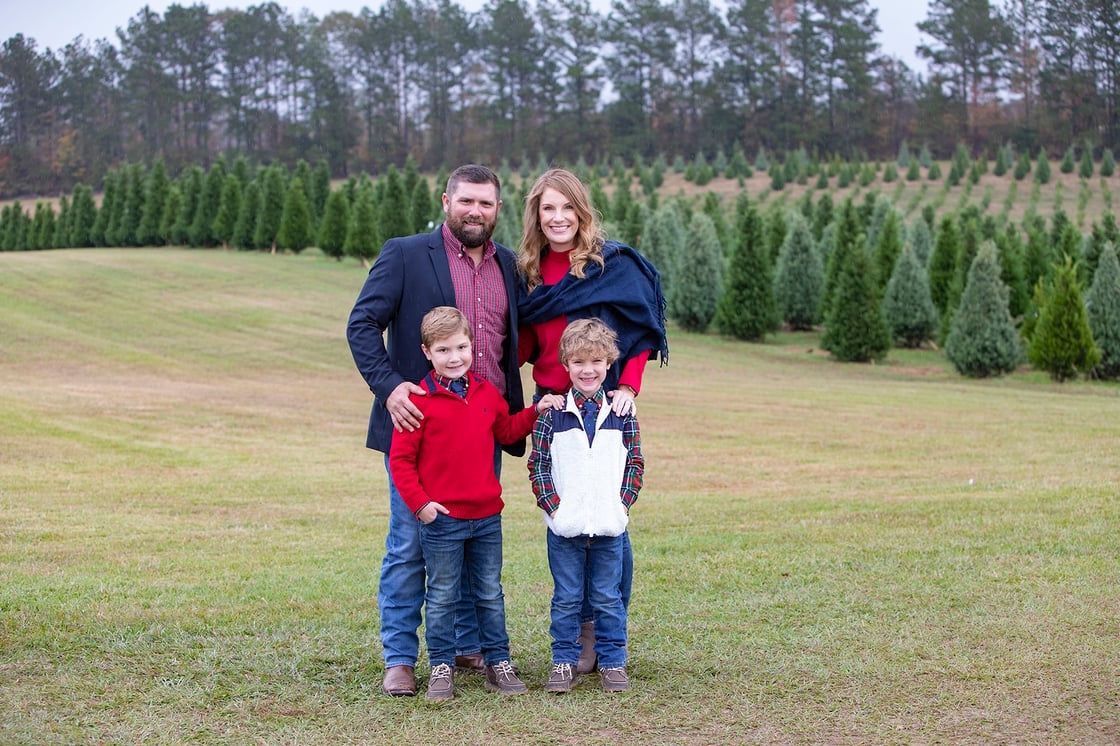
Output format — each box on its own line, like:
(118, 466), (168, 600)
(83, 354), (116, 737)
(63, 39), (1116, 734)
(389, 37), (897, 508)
(543, 394), (630, 538)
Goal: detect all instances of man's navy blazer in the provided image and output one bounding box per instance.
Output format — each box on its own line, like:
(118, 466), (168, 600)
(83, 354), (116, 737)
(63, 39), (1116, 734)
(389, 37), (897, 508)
(346, 227), (526, 456)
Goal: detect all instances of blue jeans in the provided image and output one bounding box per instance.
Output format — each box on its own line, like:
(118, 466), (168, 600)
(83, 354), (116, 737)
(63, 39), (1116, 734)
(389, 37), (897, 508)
(378, 454), (485, 667)
(547, 530), (627, 669)
(419, 513), (510, 668)
(582, 530), (632, 622)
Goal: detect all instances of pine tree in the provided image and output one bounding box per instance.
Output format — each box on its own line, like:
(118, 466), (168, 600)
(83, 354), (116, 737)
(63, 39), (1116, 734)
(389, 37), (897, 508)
(378, 165), (412, 242)
(774, 211), (824, 330)
(90, 170), (118, 246)
(69, 184), (97, 248)
(318, 189), (350, 260)
(189, 162), (226, 247)
(1060, 146), (1076, 174)
(159, 187), (182, 247)
(821, 241), (891, 362)
(1079, 141), (1094, 178)
(1027, 257), (1100, 381)
(670, 213), (724, 333)
(170, 166), (203, 246)
(212, 174), (243, 249)
(1014, 151), (1031, 180)
(883, 244), (938, 347)
(642, 200), (687, 305)
(944, 243), (1022, 378)
(909, 217), (934, 267)
(345, 181), (379, 267)
(138, 158), (170, 246)
(410, 177), (434, 234)
(821, 199), (862, 320)
(716, 200), (778, 341)
(993, 144), (1009, 176)
(873, 208), (904, 295)
(52, 194), (70, 248)
(277, 177), (314, 253)
(1101, 148), (1116, 177)
(311, 159), (332, 228)
(254, 165), (287, 253)
(928, 216), (960, 316)
(1035, 147), (1051, 184)
(995, 228), (1029, 319)
(231, 180), (260, 250)
(114, 162), (145, 247)
(1086, 244), (1120, 379)
(589, 178), (610, 220)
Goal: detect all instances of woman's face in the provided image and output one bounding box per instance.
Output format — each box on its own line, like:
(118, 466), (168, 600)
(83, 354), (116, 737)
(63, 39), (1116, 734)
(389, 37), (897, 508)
(538, 186), (579, 252)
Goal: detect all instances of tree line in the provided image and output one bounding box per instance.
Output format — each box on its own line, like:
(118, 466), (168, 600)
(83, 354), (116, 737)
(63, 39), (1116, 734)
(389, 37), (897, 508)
(3, 0), (1120, 199)
(2, 148), (1119, 382)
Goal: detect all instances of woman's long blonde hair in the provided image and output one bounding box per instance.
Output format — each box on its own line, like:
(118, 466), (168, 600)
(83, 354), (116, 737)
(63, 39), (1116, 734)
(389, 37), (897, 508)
(517, 168), (605, 291)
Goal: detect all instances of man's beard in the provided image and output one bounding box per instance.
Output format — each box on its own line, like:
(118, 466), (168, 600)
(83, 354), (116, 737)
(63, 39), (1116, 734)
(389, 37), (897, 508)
(447, 213), (496, 248)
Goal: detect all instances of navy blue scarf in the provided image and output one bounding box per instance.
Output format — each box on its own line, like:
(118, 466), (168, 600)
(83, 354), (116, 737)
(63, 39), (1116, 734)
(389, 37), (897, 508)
(518, 241), (669, 390)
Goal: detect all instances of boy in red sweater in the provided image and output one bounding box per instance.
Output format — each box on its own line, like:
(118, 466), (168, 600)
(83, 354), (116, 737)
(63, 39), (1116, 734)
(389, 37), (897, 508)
(389, 306), (562, 701)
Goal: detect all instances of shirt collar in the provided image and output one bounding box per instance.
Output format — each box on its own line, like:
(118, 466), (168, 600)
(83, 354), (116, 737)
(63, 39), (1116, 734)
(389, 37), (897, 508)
(571, 388), (604, 410)
(442, 223), (495, 262)
(434, 373), (468, 394)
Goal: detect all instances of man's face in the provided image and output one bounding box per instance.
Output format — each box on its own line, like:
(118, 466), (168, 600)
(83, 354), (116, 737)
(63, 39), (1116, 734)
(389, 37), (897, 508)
(442, 181), (501, 249)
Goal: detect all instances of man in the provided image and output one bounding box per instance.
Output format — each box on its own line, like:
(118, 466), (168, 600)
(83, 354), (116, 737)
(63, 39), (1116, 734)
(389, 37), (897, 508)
(347, 164), (526, 697)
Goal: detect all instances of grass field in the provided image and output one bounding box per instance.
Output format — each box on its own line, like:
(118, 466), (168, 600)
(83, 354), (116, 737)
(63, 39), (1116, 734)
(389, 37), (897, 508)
(2, 248), (1118, 745)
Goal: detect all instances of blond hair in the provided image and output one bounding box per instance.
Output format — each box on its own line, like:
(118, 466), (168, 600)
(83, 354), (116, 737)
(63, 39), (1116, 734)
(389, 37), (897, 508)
(517, 168), (605, 291)
(420, 306), (472, 347)
(558, 318), (619, 367)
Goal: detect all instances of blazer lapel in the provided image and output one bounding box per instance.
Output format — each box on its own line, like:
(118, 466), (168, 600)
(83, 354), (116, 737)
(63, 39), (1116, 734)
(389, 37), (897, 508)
(428, 228), (456, 305)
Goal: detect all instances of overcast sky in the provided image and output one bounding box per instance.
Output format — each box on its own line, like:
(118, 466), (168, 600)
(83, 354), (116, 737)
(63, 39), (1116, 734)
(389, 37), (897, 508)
(9, 0), (930, 73)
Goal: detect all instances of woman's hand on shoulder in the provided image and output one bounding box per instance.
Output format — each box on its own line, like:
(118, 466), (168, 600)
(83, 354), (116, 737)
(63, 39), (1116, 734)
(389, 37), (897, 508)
(608, 385), (637, 416)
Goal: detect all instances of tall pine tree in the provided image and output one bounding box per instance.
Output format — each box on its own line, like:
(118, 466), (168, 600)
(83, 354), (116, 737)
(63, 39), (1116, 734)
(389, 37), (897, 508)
(944, 243), (1022, 378)
(717, 198), (778, 340)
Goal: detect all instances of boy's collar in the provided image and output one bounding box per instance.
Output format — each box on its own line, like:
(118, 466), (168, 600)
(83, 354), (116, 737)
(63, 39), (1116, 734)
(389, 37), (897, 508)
(432, 372), (470, 391)
(570, 388), (604, 408)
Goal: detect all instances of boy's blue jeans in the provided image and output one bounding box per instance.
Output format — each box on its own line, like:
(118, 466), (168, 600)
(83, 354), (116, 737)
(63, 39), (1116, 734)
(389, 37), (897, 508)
(547, 529), (627, 669)
(419, 513), (511, 668)
(377, 454), (483, 668)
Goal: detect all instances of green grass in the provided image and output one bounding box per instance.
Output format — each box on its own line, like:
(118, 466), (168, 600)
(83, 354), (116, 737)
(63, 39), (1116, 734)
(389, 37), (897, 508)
(3, 249), (1119, 744)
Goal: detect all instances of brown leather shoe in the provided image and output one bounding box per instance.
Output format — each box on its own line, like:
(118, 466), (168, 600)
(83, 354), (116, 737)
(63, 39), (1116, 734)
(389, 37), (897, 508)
(483, 660), (528, 695)
(575, 621), (598, 674)
(599, 666), (631, 693)
(425, 663), (455, 701)
(454, 652), (485, 673)
(382, 665), (417, 696)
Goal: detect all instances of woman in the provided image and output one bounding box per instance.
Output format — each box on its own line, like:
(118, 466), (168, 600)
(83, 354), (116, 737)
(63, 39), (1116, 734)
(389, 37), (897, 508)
(517, 167), (668, 674)
(517, 168), (668, 413)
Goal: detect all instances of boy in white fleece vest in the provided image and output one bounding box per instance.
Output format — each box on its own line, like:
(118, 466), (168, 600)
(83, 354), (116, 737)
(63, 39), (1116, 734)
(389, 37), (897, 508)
(528, 318), (644, 694)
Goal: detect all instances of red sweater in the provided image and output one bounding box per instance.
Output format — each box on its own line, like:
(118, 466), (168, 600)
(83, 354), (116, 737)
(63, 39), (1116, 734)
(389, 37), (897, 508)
(519, 247), (650, 393)
(389, 372), (540, 519)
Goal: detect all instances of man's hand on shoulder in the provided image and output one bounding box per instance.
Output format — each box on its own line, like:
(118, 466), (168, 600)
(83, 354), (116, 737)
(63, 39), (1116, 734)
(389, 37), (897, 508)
(387, 381), (426, 432)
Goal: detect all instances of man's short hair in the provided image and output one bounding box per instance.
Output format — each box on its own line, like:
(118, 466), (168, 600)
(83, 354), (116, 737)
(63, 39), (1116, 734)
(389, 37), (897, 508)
(446, 164), (501, 201)
(421, 306), (473, 347)
(558, 318), (620, 366)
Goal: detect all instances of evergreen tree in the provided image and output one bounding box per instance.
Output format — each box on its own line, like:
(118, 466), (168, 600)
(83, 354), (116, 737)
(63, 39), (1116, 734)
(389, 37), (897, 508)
(318, 189), (350, 260)
(1086, 244), (1120, 379)
(883, 244), (938, 347)
(232, 180), (260, 250)
(642, 200), (687, 305)
(611, 177), (634, 225)
(1060, 146), (1076, 174)
(1027, 257), (1100, 381)
(995, 227), (1029, 319)
(69, 184), (97, 248)
(1035, 147), (1051, 184)
(410, 177), (434, 234)
(170, 166), (204, 246)
(621, 201), (647, 250)
(158, 187), (182, 247)
(277, 177), (314, 253)
(701, 192), (730, 254)
(716, 200), (778, 341)
(993, 144), (1009, 176)
(1014, 151), (1032, 180)
(138, 158), (170, 246)
(212, 174), (243, 249)
(1085, 212), (1120, 286)
(345, 181), (380, 267)
(669, 213), (724, 333)
(928, 216), (960, 316)
(254, 165), (287, 253)
(821, 199), (862, 319)
(29, 202), (54, 250)
(1079, 141), (1094, 178)
(909, 217), (934, 267)
(53, 194), (70, 248)
(378, 165), (412, 242)
(774, 211), (824, 330)
(1101, 148), (1116, 177)
(589, 178), (610, 220)
(90, 170), (119, 246)
(311, 159), (332, 228)
(190, 162), (226, 247)
(873, 208), (904, 294)
(1023, 223), (1054, 291)
(113, 163), (145, 247)
(944, 243), (1022, 378)
(821, 240), (891, 362)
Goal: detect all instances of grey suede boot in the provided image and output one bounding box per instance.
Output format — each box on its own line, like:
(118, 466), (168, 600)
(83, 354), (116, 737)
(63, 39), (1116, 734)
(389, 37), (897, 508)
(576, 621), (597, 674)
